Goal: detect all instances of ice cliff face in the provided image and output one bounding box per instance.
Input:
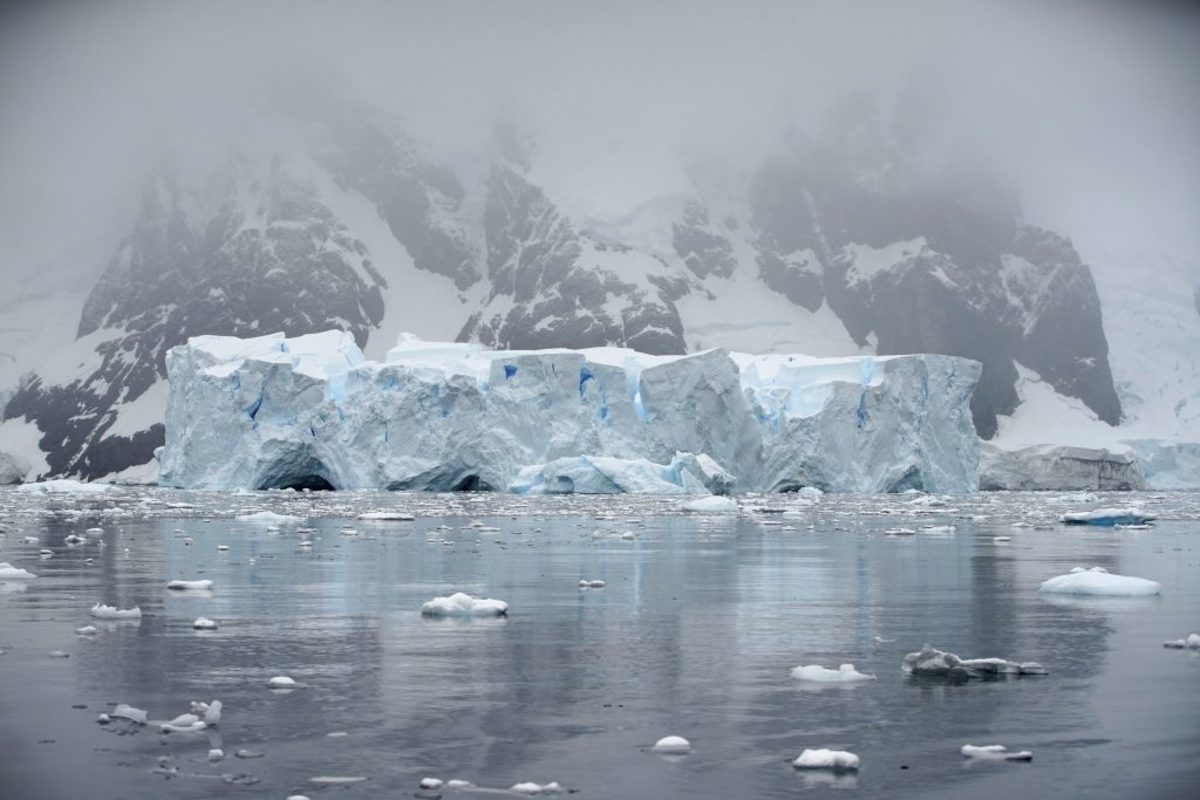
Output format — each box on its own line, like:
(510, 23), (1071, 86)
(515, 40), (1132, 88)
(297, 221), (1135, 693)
(158, 332), (982, 494)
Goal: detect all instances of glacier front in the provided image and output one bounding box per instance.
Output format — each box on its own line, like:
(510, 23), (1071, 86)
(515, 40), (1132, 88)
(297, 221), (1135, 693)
(157, 331), (981, 494)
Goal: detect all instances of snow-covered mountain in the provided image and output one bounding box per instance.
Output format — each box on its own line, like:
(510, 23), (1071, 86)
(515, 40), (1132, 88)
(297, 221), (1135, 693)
(0, 103), (1185, 483)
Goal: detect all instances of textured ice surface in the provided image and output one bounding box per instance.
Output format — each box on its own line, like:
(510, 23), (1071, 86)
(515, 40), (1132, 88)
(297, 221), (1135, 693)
(159, 332), (981, 493)
(89, 603), (142, 620)
(511, 453), (731, 495)
(902, 644), (1046, 680)
(1060, 507), (1154, 526)
(421, 592), (508, 617)
(1039, 566), (1161, 596)
(792, 749), (860, 770)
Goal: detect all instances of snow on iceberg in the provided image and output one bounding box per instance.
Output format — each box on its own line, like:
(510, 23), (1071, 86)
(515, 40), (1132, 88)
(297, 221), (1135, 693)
(1060, 507), (1155, 526)
(792, 749), (860, 771)
(421, 592), (509, 617)
(511, 452), (732, 495)
(158, 332), (981, 493)
(790, 664), (876, 683)
(1039, 566), (1161, 596)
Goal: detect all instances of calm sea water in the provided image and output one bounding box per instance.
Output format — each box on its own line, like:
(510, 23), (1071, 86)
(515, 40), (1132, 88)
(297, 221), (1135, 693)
(1, 488), (1197, 799)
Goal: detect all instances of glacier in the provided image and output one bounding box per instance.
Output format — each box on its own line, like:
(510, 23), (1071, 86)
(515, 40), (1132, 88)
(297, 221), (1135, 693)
(157, 331), (982, 494)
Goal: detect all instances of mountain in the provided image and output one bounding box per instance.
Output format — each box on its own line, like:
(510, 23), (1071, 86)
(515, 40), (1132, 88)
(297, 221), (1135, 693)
(0, 106), (1134, 482)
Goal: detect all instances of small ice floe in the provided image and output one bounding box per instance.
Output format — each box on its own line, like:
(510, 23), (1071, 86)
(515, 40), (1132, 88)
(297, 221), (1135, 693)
(961, 744), (1032, 761)
(886, 528), (916, 536)
(76, 625), (99, 636)
(191, 700), (222, 724)
(902, 644), (1046, 681)
(1060, 507), (1154, 526)
(0, 562), (36, 580)
(1038, 566), (1160, 597)
(64, 534), (86, 545)
(1163, 633), (1200, 649)
(267, 676), (297, 688)
(160, 712), (207, 733)
(446, 779), (474, 789)
(235, 749), (265, 759)
(681, 496), (738, 513)
(17, 479), (111, 494)
(921, 525), (956, 534)
(993, 536), (1012, 543)
(236, 511), (302, 524)
(652, 735), (692, 754)
(207, 748), (224, 762)
(167, 579), (213, 591)
(112, 703), (148, 724)
(421, 592), (508, 617)
(85, 527), (103, 535)
(217, 544), (229, 551)
(96, 714), (111, 724)
(509, 781), (564, 795)
(22, 536), (38, 543)
(48, 650), (70, 658)
(790, 664), (876, 683)
(792, 749), (860, 771)
(358, 511), (415, 521)
(419, 777), (444, 789)
(90, 603), (142, 620)
(578, 579), (606, 589)
(193, 617), (218, 630)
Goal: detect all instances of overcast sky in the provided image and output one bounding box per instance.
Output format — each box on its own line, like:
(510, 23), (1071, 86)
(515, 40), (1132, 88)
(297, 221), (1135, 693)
(1, 0), (1197, 280)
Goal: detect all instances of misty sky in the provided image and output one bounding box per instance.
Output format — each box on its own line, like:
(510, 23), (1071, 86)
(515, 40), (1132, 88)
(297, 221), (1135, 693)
(1, 0), (1197, 281)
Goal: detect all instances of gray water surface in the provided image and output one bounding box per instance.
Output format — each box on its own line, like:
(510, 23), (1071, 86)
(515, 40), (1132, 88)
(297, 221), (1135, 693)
(0, 488), (1197, 799)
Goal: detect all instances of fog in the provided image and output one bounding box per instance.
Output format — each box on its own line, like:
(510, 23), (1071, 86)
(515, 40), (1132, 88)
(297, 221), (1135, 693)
(1, 0), (1197, 277)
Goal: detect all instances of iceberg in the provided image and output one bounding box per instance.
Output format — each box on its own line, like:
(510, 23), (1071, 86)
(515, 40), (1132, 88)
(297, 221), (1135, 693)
(158, 332), (982, 493)
(792, 749), (860, 771)
(421, 592), (509, 617)
(1060, 507), (1155, 526)
(979, 444), (1145, 491)
(1039, 566), (1160, 596)
(790, 664), (876, 683)
(961, 744), (1032, 761)
(902, 644), (1046, 681)
(0, 562), (36, 580)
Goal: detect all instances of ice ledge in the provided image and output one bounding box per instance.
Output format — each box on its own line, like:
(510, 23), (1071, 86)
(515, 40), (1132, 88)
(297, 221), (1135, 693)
(158, 332), (982, 493)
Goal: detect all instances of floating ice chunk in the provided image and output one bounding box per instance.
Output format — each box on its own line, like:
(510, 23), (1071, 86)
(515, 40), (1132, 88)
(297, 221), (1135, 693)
(792, 749), (860, 771)
(509, 782), (564, 795)
(902, 644), (1046, 680)
(112, 703), (148, 724)
(76, 625), (99, 636)
(421, 592), (509, 617)
(90, 603), (142, 619)
(192, 617), (218, 630)
(652, 735), (692, 754)
(1039, 566), (1160, 596)
(168, 579), (213, 591)
(286, 796), (311, 800)
(268, 676), (296, 688)
(681, 496), (738, 513)
(446, 779), (474, 789)
(511, 453), (730, 496)
(48, 650), (69, 658)
(578, 579), (606, 589)
(790, 664), (876, 683)
(64, 534), (85, 545)
(191, 700), (222, 725)
(921, 525), (956, 534)
(236, 511), (302, 524)
(419, 777), (444, 789)
(217, 544), (229, 551)
(358, 511), (416, 521)
(309, 776), (368, 785)
(961, 744), (1033, 761)
(17, 479), (112, 494)
(1163, 633), (1200, 649)
(207, 748), (224, 762)
(1060, 507), (1154, 526)
(0, 562), (36, 580)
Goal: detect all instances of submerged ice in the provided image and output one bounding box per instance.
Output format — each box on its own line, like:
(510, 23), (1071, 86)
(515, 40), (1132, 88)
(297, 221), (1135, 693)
(158, 332), (981, 494)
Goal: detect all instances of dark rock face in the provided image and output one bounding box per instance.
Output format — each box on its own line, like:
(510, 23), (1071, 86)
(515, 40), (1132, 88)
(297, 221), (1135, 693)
(747, 156), (1121, 438)
(458, 131), (686, 356)
(673, 201), (736, 280)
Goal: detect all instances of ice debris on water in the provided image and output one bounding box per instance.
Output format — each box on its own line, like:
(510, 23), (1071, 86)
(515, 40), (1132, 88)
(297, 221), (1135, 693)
(17, 479), (112, 494)
(578, 579), (606, 589)
(790, 664), (876, 683)
(207, 748), (224, 762)
(961, 744), (1033, 761)
(191, 700), (222, 725)
(902, 644), (1046, 680)
(75, 625), (99, 636)
(357, 511), (415, 521)
(90, 603), (142, 619)
(792, 749), (860, 771)
(421, 592), (508, 617)
(652, 735), (692, 754)
(236, 511), (302, 524)
(1060, 507), (1154, 526)
(1039, 566), (1161, 596)
(419, 777), (443, 789)
(681, 496), (738, 513)
(268, 676), (296, 688)
(509, 781), (564, 795)
(167, 579), (213, 590)
(1163, 633), (1200, 649)
(192, 617), (218, 630)
(112, 703), (148, 724)
(0, 562), (36, 580)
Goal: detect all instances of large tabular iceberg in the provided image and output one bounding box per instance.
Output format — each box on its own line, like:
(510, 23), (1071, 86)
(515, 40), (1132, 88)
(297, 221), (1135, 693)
(158, 331), (981, 493)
